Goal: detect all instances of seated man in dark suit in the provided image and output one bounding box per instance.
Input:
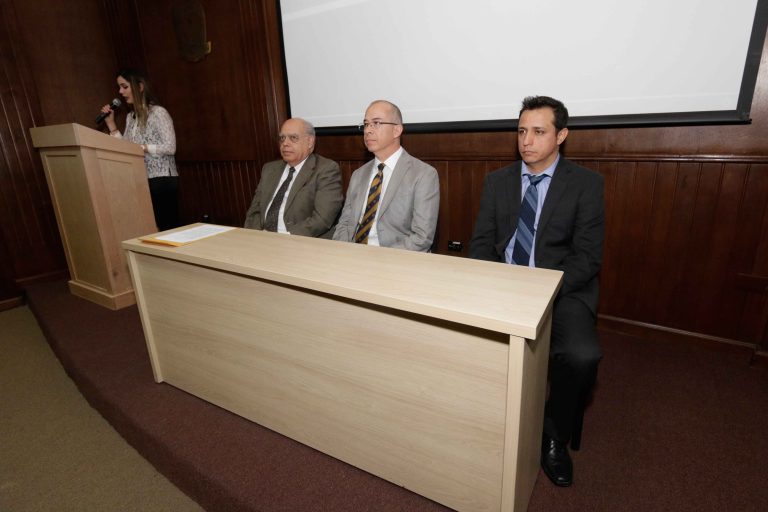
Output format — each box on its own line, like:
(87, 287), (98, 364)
(469, 96), (604, 487)
(244, 118), (343, 238)
(333, 100), (439, 252)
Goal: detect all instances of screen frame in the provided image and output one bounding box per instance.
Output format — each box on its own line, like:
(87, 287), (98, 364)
(277, 0), (768, 135)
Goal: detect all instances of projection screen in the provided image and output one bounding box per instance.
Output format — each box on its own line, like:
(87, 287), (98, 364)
(278, 0), (768, 131)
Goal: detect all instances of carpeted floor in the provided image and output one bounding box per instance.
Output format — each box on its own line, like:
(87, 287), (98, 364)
(0, 305), (204, 512)
(20, 279), (768, 512)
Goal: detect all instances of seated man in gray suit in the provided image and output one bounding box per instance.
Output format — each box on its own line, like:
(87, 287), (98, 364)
(333, 100), (439, 252)
(244, 118), (343, 238)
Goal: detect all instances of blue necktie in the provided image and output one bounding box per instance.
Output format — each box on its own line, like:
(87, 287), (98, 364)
(512, 174), (547, 266)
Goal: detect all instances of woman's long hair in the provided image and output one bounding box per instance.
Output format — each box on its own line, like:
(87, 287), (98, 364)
(117, 68), (158, 130)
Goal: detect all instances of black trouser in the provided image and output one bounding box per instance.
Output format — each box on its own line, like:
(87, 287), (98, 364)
(148, 176), (180, 231)
(544, 295), (602, 444)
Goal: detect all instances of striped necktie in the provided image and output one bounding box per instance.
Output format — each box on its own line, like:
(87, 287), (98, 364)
(512, 174), (548, 265)
(263, 167), (295, 232)
(354, 163), (385, 244)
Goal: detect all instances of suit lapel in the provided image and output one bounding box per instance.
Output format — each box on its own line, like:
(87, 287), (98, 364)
(285, 154), (315, 211)
(506, 162), (523, 232)
(491, 164), (523, 258)
(379, 149), (409, 216)
(536, 159), (569, 239)
(260, 162), (285, 223)
(353, 161), (377, 220)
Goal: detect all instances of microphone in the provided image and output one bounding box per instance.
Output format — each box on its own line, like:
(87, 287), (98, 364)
(96, 98), (122, 124)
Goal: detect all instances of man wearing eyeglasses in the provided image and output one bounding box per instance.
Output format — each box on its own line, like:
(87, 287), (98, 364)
(333, 100), (439, 251)
(244, 118), (343, 237)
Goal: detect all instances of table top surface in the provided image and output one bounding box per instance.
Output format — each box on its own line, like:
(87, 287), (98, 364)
(124, 225), (562, 338)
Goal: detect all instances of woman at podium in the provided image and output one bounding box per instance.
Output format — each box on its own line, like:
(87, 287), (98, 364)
(100, 68), (180, 231)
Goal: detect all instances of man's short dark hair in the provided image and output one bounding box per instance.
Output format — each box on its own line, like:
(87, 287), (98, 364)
(520, 96), (569, 132)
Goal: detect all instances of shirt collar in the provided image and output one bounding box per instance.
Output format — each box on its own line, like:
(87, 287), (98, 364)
(521, 154), (559, 179)
(374, 146), (404, 172)
(286, 155), (311, 173)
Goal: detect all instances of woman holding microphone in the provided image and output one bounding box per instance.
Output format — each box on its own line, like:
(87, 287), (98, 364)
(100, 68), (180, 231)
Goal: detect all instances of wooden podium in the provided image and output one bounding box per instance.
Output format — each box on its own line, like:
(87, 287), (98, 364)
(124, 227), (563, 511)
(31, 123), (157, 309)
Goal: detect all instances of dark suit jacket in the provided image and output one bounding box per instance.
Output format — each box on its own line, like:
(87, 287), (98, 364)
(243, 153), (343, 238)
(333, 149), (439, 252)
(469, 158), (604, 314)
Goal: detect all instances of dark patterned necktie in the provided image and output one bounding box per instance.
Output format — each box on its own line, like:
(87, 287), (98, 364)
(263, 167), (295, 232)
(512, 174), (547, 265)
(354, 163), (385, 244)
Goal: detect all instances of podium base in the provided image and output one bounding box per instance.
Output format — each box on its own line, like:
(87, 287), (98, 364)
(69, 280), (135, 310)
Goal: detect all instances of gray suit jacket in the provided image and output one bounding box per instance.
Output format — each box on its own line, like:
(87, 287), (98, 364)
(244, 153), (343, 238)
(469, 158), (604, 314)
(333, 149), (439, 252)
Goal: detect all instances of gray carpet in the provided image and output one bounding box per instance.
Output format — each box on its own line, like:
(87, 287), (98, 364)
(0, 306), (205, 512)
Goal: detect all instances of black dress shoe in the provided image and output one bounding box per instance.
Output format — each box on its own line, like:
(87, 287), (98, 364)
(541, 435), (573, 487)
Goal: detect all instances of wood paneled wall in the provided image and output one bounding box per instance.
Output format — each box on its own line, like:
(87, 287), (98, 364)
(177, 160), (262, 226)
(2, 0), (766, 355)
(13, 0), (116, 126)
(0, 0), (130, 291)
(128, 0), (286, 162)
(102, 0), (146, 71)
(0, 0), (66, 285)
(587, 157), (768, 347)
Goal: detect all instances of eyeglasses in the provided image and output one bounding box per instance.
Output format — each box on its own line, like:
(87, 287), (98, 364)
(357, 121), (399, 132)
(278, 134), (303, 143)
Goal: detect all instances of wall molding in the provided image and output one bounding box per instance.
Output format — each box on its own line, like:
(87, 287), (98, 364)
(599, 314), (756, 349)
(599, 314), (768, 363)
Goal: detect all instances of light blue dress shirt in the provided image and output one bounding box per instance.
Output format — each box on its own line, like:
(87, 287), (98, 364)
(504, 155), (559, 265)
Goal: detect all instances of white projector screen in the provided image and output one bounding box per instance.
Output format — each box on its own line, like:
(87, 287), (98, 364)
(279, 0), (768, 131)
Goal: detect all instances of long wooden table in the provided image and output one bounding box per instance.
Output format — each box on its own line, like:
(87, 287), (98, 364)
(123, 226), (562, 512)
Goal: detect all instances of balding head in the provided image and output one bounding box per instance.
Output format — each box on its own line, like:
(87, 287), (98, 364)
(279, 118), (315, 166)
(362, 100), (404, 160)
(368, 100), (403, 124)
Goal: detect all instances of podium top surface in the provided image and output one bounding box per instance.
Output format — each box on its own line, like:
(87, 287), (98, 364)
(30, 123), (143, 155)
(124, 225), (563, 339)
